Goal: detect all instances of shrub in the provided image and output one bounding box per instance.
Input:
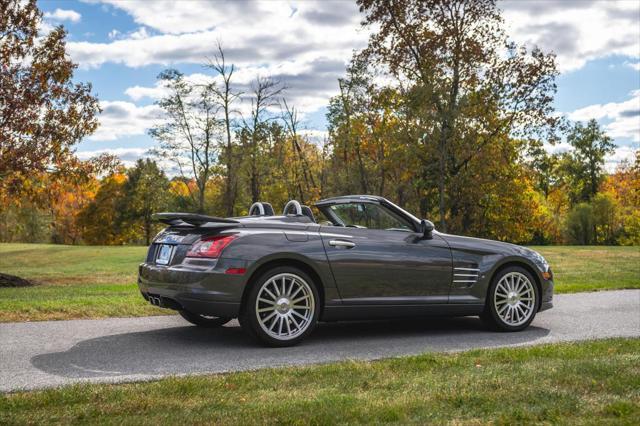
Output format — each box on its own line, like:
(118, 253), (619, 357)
(565, 203), (595, 244)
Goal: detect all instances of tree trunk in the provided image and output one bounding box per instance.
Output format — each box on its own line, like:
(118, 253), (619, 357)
(198, 181), (206, 213)
(438, 129), (447, 232)
(224, 111), (236, 216)
(145, 219), (151, 246)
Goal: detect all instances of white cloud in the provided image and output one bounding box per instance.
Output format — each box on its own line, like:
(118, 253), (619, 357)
(75, 147), (182, 174)
(542, 143), (637, 173)
(545, 141), (573, 155)
(625, 61), (640, 71)
(89, 101), (164, 141)
(501, 0), (640, 72)
(129, 27), (150, 40)
(68, 1), (363, 69)
(299, 129), (329, 145)
(107, 27), (149, 41)
(125, 73), (215, 103)
(124, 84), (168, 102)
(76, 147), (161, 170)
(73, 1), (640, 75)
(76, 147), (149, 161)
(562, 90), (640, 171)
(123, 58), (344, 117)
(605, 146), (638, 172)
(44, 8), (82, 23)
(76, 148), (150, 167)
(37, 20), (55, 36)
(68, 0), (639, 136)
(568, 90), (640, 142)
(72, 0), (639, 161)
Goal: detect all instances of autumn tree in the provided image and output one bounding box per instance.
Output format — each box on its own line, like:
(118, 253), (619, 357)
(356, 0), (558, 231)
(149, 69), (222, 213)
(561, 119), (615, 204)
(0, 0), (100, 196)
(327, 58), (372, 195)
(282, 100), (319, 203)
(77, 171), (130, 245)
(242, 76), (285, 203)
(602, 152), (640, 245)
(206, 44), (243, 216)
(120, 159), (170, 245)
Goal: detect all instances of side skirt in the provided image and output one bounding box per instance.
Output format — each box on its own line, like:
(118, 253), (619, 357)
(320, 304), (485, 322)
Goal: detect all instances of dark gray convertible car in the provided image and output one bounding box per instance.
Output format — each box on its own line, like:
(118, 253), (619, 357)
(138, 195), (553, 346)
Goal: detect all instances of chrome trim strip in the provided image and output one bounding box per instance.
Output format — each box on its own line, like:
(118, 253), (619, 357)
(454, 267), (480, 271)
(453, 280), (477, 283)
(454, 273), (479, 277)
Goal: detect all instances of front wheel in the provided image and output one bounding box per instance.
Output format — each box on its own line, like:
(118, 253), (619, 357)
(240, 266), (319, 347)
(179, 310), (232, 328)
(481, 266), (539, 331)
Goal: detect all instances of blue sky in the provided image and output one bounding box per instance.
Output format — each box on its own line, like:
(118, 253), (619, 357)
(38, 0), (640, 170)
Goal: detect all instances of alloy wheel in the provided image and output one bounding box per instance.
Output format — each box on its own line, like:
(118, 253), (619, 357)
(493, 271), (536, 326)
(255, 272), (315, 341)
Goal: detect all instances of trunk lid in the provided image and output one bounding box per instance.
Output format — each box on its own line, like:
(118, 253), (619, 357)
(146, 213), (240, 266)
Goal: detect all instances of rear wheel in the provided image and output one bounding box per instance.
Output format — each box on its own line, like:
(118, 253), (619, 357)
(482, 266), (539, 331)
(178, 310), (231, 328)
(240, 266), (319, 347)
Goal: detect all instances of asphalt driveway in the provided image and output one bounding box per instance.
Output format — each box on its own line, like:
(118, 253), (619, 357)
(1, 289), (639, 392)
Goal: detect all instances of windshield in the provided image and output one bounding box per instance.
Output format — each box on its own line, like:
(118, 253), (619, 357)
(320, 202), (414, 231)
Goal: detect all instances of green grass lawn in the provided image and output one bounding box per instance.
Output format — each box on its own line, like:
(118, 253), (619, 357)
(1, 338), (638, 424)
(0, 243), (163, 322)
(0, 243), (638, 322)
(532, 246), (640, 293)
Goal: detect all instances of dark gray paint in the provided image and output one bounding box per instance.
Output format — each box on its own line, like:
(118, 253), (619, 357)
(138, 196), (554, 320)
(320, 227), (452, 303)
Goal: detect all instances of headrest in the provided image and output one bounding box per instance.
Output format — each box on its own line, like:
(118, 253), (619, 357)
(301, 205), (315, 223)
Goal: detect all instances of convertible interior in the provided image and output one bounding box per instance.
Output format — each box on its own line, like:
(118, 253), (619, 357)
(247, 200), (317, 223)
(246, 199), (413, 231)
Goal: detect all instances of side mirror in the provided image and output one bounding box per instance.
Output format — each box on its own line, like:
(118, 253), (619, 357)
(420, 219), (435, 239)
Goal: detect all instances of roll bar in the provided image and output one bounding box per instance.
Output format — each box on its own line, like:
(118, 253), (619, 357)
(249, 202), (275, 216)
(282, 200), (302, 216)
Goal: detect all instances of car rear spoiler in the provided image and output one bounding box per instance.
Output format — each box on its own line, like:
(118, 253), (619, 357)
(153, 213), (240, 226)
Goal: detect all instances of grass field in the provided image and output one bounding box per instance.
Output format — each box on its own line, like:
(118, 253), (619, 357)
(0, 243), (638, 322)
(1, 338), (638, 424)
(0, 244), (162, 322)
(529, 245), (640, 293)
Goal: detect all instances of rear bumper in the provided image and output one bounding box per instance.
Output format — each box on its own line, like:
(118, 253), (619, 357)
(138, 261), (246, 318)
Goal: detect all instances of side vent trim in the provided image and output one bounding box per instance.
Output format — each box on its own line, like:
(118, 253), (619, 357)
(453, 266), (480, 284)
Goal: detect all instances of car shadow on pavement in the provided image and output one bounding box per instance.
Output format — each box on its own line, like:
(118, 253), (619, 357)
(31, 317), (550, 380)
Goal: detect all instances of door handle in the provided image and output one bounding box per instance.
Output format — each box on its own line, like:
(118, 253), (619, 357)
(329, 240), (356, 248)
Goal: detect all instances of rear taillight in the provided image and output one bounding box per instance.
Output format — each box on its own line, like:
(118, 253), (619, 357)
(186, 235), (237, 258)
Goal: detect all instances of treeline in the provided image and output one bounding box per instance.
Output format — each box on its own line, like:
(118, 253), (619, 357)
(1, 0), (638, 246)
(1, 142), (637, 246)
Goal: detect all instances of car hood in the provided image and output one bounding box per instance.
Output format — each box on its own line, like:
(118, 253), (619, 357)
(436, 232), (549, 271)
(437, 232), (533, 256)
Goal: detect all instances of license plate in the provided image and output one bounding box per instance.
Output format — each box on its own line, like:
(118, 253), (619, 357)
(155, 244), (174, 265)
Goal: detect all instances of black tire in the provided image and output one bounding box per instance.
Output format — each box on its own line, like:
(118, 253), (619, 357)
(481, 266), (540, 332)
(178, 310), (232, 328)
(239, 266), (320, 347)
